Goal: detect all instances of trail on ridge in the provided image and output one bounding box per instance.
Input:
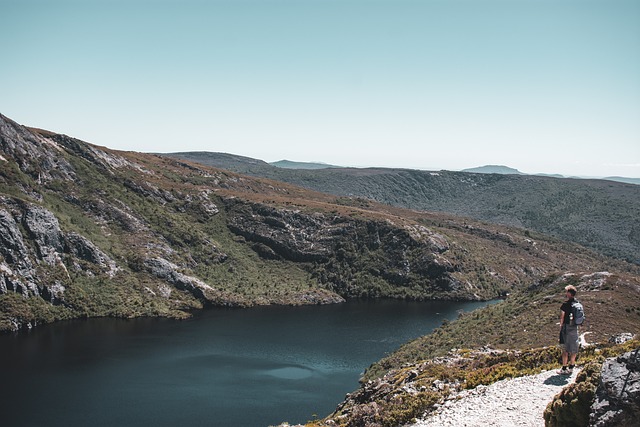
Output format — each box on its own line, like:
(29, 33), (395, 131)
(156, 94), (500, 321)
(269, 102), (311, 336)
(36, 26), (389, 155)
(408, 369), (579, 427)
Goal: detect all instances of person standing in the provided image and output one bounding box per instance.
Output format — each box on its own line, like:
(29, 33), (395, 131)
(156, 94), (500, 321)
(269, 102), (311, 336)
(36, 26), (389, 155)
(557, 285), (580, 375)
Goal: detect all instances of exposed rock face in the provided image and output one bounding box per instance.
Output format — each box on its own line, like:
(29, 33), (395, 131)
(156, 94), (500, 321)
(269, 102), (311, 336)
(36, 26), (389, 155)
(1, 114), (241, 329)
(0, 113), (75, 184)
(167, 150), (640, 265)
(0, 204), (38, 295)
(0, 206), (33, 270)
(0, 198), (118, 300)
(589, 349), (640, 426)
(49, 132), (149, 175)
(225, 200), (336, 262)
(64, 232), (118, 276)
(144, 257), (217, 301)
(23, 204), (65, 263)
(60, 191), (151, 233)
(224, 198), (463, 299)
(123, 179), (176, 205)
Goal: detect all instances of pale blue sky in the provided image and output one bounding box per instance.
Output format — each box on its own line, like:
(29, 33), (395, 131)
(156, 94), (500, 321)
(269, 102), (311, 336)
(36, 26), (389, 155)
(2, 0), (639, 177)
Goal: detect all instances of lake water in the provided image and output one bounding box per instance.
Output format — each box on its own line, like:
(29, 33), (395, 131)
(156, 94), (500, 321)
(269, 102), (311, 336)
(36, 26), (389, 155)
(0, 299), (491, 427)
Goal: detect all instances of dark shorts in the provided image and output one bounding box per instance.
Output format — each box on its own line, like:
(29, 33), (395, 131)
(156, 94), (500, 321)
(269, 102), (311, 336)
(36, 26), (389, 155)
(560, 324), (579, 354)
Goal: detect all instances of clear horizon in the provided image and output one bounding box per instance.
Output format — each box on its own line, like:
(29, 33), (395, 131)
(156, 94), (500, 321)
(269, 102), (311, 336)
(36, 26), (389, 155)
(3, 0), (639, 178)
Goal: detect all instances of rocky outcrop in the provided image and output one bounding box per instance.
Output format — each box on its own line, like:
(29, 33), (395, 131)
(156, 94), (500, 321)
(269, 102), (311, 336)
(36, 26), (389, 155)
(223, 198), (464, 299)
(0, 113), (75, 184)
(0, 198), (118, 301)
(70, 195), (149, 233)
(23, 204), (65, 263)
(609, 333), (635, 345)
(49, 132), (150, 175)
(225, 200), (336, 262)
(144, 257), (217, 301)
(544, 361), (601, 427)
(1, 116), (240, 327)
(167, 151), (640, 265)
(542, 337), (640, 427)
(0, 204), (38, 295)
(123, 179), (176, 205)
(0, 206), (33, 270)
(64, 232), (118, 276)
(589, 349), (640, 426)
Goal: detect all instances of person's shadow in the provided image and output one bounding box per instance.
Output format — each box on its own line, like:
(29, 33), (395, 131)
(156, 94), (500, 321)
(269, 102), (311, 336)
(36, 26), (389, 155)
(544, 374), (573, 386)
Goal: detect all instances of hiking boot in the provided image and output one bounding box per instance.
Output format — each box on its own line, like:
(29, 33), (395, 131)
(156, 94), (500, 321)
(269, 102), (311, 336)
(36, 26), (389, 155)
(557, 367), (571, 375)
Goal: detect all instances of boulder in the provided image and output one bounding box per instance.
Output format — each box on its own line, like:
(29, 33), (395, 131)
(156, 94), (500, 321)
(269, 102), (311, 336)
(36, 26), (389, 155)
(609, 333), (635, 345)
(589, 349), (640, 426)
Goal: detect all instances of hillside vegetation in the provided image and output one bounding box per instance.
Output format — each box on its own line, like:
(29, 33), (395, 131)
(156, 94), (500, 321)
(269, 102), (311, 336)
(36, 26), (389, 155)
(163, 152), (640, 265)
(4, 113), (636, 333)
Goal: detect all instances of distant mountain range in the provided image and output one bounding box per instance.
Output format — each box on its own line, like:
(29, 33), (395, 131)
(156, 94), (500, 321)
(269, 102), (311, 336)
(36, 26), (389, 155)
(165, 153), (639, 184)
(270, 160), (342, 170)
(463, 164), (639, 184)
(461, 165), (525, 175)
(604, 176), (640, 185)
(273, 159), (640, 184)
(161, 152), (640, 265)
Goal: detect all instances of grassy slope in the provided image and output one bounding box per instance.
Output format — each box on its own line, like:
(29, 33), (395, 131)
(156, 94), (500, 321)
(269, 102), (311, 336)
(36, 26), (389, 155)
(364, 271), (640, 381)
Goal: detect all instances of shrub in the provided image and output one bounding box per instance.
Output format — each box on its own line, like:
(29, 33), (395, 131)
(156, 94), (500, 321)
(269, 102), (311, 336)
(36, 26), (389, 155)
(543, 361), (602, 427)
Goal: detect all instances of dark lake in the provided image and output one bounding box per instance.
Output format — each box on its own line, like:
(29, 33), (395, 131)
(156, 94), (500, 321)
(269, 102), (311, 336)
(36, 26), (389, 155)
(0, 299), (491, 427)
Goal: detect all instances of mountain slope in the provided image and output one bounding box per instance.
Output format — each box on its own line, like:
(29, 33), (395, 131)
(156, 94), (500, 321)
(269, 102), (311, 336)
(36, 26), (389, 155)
(604, 176), (640, 185)
(162, 152), (640, 265)
(2, 113), (637, 333)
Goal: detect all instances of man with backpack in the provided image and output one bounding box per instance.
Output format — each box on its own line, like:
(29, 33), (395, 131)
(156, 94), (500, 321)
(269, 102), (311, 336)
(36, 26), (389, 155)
(557, 284), (584, 375)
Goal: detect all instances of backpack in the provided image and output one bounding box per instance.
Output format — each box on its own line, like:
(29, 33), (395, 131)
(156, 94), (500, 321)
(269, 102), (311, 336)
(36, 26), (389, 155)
(571, 300), (585, 326)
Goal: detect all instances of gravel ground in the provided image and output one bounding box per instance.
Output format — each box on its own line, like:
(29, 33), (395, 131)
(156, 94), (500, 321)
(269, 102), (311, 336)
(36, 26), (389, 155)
(408, 368), (580, 427)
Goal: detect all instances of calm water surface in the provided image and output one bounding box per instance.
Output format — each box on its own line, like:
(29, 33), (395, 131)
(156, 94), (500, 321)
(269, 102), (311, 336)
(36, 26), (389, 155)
(0, 299), (491, 427)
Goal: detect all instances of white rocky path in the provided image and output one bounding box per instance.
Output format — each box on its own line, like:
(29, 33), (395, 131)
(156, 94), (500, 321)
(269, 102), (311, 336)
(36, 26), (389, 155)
(408, 369), (580, 427)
